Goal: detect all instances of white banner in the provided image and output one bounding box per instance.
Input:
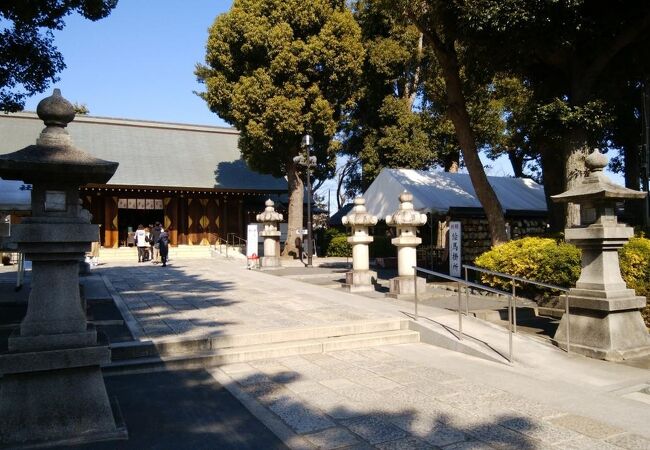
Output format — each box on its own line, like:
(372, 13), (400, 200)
(449, 221), (462, 278)
(246, 224), (259, 257)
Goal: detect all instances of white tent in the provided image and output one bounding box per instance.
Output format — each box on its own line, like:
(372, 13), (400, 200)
(363, 168), (547, 219)
(0, 179), (31, 212)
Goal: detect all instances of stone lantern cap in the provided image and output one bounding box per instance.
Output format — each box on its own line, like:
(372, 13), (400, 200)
(256, 199), (283, 223)
(0, 89), (118, 185)
(342, 197), (377, 227)
(386, 191), (427, 226)
(551, 149), (647, 204)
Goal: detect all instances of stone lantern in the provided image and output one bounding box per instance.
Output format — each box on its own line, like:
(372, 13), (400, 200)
(551, 149), (650, 360)
(0, 90), (125, 446)
(256, 199), (283, 268)
(386, 191), (427, 298)
(342, 197), (378, 292)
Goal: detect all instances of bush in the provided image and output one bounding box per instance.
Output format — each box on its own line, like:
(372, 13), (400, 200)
(326, 235), (352, 257)
(475, 236), (650, 328)
(474, 237), (581, 299)
(619, 237), (650, 328)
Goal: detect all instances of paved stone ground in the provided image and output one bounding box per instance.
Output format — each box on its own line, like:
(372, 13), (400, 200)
(1, 258), (649, 449)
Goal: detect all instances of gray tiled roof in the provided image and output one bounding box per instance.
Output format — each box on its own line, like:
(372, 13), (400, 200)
(0, 113), (287, 191)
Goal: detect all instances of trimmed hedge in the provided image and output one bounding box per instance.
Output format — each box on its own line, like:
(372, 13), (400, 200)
(326, 235), (352, 257)
(475, 236), (650, 328)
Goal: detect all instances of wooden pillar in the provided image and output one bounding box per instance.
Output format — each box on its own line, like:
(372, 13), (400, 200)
(178, 196), (187, 245)
(104, 196), (118, 248)
(238, 199), (244, 237)
(223, 197), (229, 238)
(164, 197), (179, 246)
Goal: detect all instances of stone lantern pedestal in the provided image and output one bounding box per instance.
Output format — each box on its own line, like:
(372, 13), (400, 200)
(386, 191), (427, 298)
(342, 197), (377, 292)
(0, 90), (126, 446)
(256, 199), (283, 268)
(552, 149), (650, 361)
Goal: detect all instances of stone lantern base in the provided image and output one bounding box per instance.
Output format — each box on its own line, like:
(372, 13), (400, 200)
(343, 270), (377, 293)
(0, 341), (127, 447)
(387, 276), (427, 299)
(261, 255), (281, 268)
(554, 291), (650, 361)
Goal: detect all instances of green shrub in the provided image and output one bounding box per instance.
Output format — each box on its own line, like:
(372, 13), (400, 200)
(474, 236), (649, 328)
(619, 237), (650, 328)
(323, 227), (346, 253)
(474, 237), (581, 299)
(370, 235), (394, 258)
(326, 235), (352, 257)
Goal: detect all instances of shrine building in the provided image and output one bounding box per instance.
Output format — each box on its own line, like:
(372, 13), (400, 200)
(0, 112), (287, 247)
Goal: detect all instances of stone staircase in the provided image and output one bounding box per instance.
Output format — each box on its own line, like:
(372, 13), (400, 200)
(98, 245), (213, 261)
(104, 319), (419, 375)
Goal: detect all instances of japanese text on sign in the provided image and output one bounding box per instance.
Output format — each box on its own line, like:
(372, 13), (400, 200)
(449, 221), (461, 277)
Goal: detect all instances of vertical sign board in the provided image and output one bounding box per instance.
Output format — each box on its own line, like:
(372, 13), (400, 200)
(246, 224), (259, 257)
(449, 221), (462, 278)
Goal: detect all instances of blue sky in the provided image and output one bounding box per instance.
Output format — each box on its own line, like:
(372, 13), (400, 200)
(24, 0), (232, 126)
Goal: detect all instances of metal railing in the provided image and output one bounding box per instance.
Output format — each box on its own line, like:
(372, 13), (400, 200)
(413, 265), (516, 363)
(213, 237), (229, 258)
(463, 264), (570, 354)
(227, 233), (246, 251)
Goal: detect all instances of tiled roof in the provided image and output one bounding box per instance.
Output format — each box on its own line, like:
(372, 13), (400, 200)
(0, 113), (287, 192)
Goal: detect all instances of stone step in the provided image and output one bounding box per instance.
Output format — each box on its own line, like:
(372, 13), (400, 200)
(103, 329), (419, 375)
(97, 246), (212, 260)
(110, 319), (410, 360)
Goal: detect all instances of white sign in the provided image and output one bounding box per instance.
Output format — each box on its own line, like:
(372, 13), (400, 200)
(246, 224), (259, 257)
(449, 221), (462, 278)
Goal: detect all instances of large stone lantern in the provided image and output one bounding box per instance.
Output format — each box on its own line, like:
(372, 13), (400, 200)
(0, 90), (125, 446)
(386, 191), (427, 298)
(551, 149), (650, 360)
(342, 197), (378, 292)
(256, 199), (283, 268)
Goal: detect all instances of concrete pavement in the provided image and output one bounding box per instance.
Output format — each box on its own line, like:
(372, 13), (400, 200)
(1, 256), (649, 449)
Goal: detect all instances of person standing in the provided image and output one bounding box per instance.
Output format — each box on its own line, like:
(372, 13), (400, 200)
(150, 222), (162, 264)
(158, 226), (170, 267)
(134, 224), (148, 263)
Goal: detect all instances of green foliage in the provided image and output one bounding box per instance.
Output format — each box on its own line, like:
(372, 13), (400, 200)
(196, 0), (365, 180)
(0, 1), (118, 111)
(323, 227), (346, 252)
(326, 235), (352, 257)
(619, 237), (650, 328)
(369, 235), (394, 258)
(474, 237), (581, 298)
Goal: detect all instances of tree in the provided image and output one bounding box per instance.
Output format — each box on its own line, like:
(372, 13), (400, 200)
(455, 0), (650, 226)
(0, 0), (118, 112)
(196, 0), (364, 256)
(386, 0), (509, 245)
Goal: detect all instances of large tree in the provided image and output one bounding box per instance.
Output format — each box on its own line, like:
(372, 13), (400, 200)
(196, 0), (364, 256)
(455, 0), (650, 226)
(386, 0), (509, 245)
(0, 0), (118, 111)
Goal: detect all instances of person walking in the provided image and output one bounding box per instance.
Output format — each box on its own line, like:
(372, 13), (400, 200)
(158, 226), (170, 267)
(150, 222), (162, 264)
(134, 224), (148, 263)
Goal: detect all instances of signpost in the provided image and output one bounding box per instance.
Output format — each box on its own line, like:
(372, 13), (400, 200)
(246, 224), (259, 257)
(449, 221), (462, 278)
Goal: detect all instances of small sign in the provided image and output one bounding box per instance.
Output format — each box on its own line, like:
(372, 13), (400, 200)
(127, 198), (137, 209)
(246, 224), (259, 257)
(136, 199), (145, 210)
(154, 199), (164, 210)
(44, 190), (67, 211)
(449, 221), (462, 278)
(118, 198), (127, 209)
(145, 199), (155, 210)
(296, 229), (308, 235)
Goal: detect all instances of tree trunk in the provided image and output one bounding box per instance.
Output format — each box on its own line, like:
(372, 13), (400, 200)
(425, 32), (508, 245)
(282, 158), (304, 257)
(564, 127), (590, 227)
(539, 144), (566, 233)
(507, 150), (525, 178)
(444, 152), (459, 172)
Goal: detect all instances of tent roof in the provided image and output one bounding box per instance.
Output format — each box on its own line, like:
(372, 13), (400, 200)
(363, 168), (547, 219)
(0, 113), (287, 192)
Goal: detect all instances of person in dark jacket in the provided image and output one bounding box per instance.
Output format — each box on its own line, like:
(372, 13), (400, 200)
(150, 222), (162, 264)
(158, 226), (170, 267)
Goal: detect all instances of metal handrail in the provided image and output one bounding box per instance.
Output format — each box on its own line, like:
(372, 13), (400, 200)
(413, 265), (515, 363)
(227, 233), (247, 250)
(463, 264), (570, 354)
